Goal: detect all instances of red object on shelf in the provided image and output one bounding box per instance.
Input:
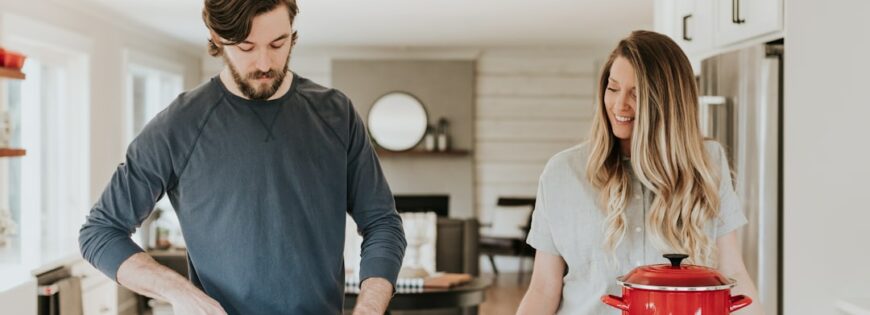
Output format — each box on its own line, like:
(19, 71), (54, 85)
(601, 254), (752, 314)
(0, 48), (6, 66)
(3, 51), (26, 69)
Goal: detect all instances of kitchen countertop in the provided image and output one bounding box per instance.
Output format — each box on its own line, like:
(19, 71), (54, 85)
(30, 253), (83, 276)
(837, 298), (870, 315)
(1, 252), (82, 293)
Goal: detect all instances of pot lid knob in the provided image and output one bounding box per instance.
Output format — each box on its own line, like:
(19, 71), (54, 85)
(663, 254), (689, 267)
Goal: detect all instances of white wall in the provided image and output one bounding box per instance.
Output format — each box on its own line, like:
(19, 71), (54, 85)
(0, 0), (203, 203)
(783, 0), (870, 313)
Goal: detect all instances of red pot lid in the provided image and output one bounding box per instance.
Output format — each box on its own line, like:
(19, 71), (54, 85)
(617, 254), (735, 291)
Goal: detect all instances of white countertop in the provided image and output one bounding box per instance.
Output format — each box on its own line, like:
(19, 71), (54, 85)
(30, 253), (83, 276)
(838, 298), (870, 315)
(0, 252), (82, 293)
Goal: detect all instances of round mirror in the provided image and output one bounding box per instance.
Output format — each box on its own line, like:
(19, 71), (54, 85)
(368, 92), (428, 151)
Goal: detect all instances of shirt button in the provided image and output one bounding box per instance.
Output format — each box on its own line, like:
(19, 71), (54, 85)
(634, 195), (641, 200)
(635, 227), (642, 233)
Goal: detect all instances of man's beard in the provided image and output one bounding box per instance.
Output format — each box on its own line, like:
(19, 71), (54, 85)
(224, 53), (291, 100)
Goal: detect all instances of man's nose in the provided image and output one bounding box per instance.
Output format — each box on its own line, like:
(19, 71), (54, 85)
(255, 50), (270, 72)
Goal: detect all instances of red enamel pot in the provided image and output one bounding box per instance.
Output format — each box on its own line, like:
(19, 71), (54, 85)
(601, 254), (752, 314)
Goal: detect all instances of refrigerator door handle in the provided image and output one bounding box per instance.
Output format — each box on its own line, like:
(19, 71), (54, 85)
(698, 96), (728, 138)
(699, 96), (727, 105)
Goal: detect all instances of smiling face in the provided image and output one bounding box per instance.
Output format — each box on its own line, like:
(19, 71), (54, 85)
(212, 4), (294, 100)
(603, 56), (638, 142)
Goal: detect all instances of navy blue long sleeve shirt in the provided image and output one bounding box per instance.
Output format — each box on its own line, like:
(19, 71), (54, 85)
(79, 73), (406, 315)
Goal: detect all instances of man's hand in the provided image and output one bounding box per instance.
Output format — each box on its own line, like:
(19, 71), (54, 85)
(352, 277), (394, 315)
(167, 290), (227, 315)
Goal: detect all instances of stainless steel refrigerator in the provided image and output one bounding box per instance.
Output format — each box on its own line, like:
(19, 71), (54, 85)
(698, 40), (783, 315)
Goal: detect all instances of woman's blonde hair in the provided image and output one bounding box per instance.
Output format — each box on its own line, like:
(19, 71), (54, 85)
(586, 30), (722, 266)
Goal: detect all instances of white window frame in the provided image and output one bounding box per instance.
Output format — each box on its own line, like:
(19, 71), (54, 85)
(122, 49), (184, 249)
(122, 49), (184, 145)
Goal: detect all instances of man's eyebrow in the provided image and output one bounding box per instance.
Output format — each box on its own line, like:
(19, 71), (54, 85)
(271, 34), (290, 43)
(236, 34), (289, 45)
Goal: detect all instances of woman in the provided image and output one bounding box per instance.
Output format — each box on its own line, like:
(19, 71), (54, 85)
(516, 30), (763, 314)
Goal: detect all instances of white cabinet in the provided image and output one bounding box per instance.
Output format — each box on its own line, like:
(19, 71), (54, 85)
(655, 0), (783, 60)
(672, 0), (714, 56)
(82, 281), (118, 315)
(715, 0), (783, 46)
(72, 259), (118, 315)
(70, 258), (110, 291)
(70, 258), (138, 315)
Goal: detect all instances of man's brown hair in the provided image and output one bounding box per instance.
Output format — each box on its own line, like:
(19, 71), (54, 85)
(202, 0), (299, 57)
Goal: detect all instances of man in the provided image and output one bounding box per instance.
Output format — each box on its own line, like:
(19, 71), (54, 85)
(78, 1), (406, 314)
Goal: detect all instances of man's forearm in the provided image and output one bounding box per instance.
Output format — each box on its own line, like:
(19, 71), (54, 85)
(116, 252), (202, 303)
(353, 277), (393, 315)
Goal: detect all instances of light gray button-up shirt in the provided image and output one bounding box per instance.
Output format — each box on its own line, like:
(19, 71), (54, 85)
(526, 140), (747, 315)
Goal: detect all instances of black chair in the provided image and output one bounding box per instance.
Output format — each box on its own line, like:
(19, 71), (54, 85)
(394, 195), (449, 217)
(478, 197), (536, 282)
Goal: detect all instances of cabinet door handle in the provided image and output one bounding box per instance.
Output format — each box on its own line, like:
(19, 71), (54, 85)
(682, 14), (693, 41)
(732, 0), (746, 24)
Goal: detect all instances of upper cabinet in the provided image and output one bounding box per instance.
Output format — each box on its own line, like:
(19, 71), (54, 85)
(656, 0), (783, 60)
(673, 0), (714, 56)
(715, 0), (784, 46)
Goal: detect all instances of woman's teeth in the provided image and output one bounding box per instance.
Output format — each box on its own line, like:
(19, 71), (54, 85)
(616, 115), (634, 122)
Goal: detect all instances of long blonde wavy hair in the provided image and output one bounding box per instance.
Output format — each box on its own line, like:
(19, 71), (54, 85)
(586, 30), (722, 266)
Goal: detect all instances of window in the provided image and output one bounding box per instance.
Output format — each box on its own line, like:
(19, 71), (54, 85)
(124, 58), (184, 249)
(126, 64), (183, 138)
(0, 47), (90, 289)
(0, 13), (92, 290)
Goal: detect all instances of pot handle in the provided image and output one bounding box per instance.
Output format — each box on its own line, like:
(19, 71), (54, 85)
(601, 295), (629, 311)
(729, 295), (752, 312)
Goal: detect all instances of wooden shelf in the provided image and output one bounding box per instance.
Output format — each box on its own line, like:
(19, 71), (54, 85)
(0, 148), (26, 157)
(375, 148), (470, 158)
(0, 67), (25, 80)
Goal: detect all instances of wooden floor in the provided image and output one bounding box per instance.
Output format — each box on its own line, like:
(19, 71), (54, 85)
(478, 272), (532, 315)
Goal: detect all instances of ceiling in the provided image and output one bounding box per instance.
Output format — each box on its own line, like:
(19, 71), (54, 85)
(80, 0), (653, 48)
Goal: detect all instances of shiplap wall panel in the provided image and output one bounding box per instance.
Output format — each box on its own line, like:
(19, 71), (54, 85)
(476, 120), (590, 142)
(477, 75), (596, 97)
(476, 96), (594, 120)
(474, 49), (601, 224)
(478, 57), (597, 76)
(477, 163), (547, 185)
(475, 141), (575, 163)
